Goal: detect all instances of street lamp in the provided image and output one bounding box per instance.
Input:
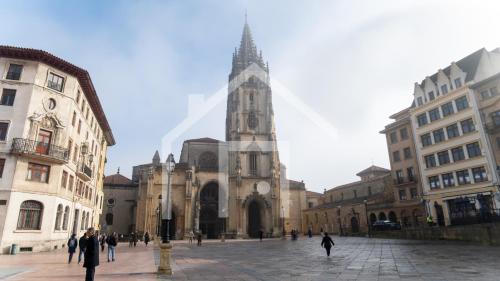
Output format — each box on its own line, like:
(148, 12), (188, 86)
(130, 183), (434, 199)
(161, 153), (175, 244)
(281, 205), (285, 238)
(363, 199), (370, 238)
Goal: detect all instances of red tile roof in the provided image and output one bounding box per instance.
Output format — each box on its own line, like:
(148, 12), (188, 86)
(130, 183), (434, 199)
(104, 173), (136, 186)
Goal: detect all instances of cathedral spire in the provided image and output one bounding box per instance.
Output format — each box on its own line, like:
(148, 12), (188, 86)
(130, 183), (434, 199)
(230, 16), (266, 79)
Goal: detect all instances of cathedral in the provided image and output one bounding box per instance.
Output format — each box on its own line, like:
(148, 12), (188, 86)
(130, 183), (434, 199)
(131, 21), (307, 239)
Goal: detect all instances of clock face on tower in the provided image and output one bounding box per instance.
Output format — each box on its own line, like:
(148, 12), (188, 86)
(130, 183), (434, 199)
(248, 111), (258, 129)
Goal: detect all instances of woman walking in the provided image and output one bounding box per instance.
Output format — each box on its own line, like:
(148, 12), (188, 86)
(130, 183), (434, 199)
(67, 234), (78, 264)
(320, 232), (335, 257)
(144, 232), (150, 247)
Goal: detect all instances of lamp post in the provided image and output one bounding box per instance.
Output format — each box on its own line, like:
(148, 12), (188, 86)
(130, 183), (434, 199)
(281, 206), (285, 239)
(337, 205), (342, 236)
(162, 153), (175, 243)
(158, 153), (175, 275)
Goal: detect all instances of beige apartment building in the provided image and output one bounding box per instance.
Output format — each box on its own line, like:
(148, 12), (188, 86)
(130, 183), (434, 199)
(410, 48), (500, 226)
(380, 108), (426, 227)
(0, 46), (115, 253)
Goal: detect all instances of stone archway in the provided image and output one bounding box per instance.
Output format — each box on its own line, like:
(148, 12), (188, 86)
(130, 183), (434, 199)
(388, 211), (397, 223)
(199, 182), (224, 239)
(350, 216), (359, 233)
(248, 201), (262, 238)
(242, 191), (271, 237)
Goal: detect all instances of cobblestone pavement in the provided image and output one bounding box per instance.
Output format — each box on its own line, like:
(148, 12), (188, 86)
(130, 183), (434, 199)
(1, 236), (500, 280)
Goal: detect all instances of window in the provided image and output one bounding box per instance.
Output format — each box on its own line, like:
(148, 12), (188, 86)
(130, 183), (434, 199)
(461, 118), (475, 134)
(466, 142), (481, 158)
(492, 111), (500, 126)
(62, 206), (70, 230)
(442, 173), (455, 187)
(0, 122), (9, 141)
(368, 186), (372, 195)
(472, 167), (487, 182)
(407, 167), (415, 181)
(446, 124), (460, 139)
(455, 96), (469, 111)
(399, 189), (407, 201)
(249, 153), (258, 176)
(77, 120), (82, 134)
(454, 78), (462, 88)
(47, 72), (64, 92)
(396, 170), (403, 183)
(81, 100), (86, 112)
(73, 146), (78, 162)
(441, 102), (454, 117)
(392, 151), (401, 162)
(425, 154), (436, 168)
(490, 87), (499, 97)
(451, 146), (465, 162)
(0, 158), (5, 177)
(417, 113), (428, 127)
(428, 91), (435, 101)
(428, 176), (440, 189)
(308, 202), (313, 208)
(437, 151), (450, 165)
(400, 128), (409, 140)
(421, 133), (432, 147)
(403, 147), (412, 159)
(72, 112), (77, 126)
(61, 171), (68, 189)
(17, 200), (43, 230)
(410, 188), (418, 199)
(440, 84), (448, 95)
(6, 64), (23, 80)
(54, 204), (63, 230)
(27, 163), (50, 183)
(417, 97), (423, 106)
(249, 93), (254, 104)
(68, 175), (74, 191)
(433, 129), (445, 143)
(429, 108), (441, 122)
(481, 90), (490, 100)
(390, 131), (398, 144)
(1, 89), (16, 106)
(456, 170), (471, 185)
(353, 190), (357, 198)
(76, 90), (81, 103)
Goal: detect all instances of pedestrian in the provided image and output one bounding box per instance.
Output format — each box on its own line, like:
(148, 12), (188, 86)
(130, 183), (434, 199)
(320, 232), (335, 257)
(67, 234), (78, 264)
(133, 232), (138, 247)
(129, 232), (134, 247)
(144, 232), (150, 246)
(320, 227), (324, 236)
(307, 228), (312, 238)
(259, 229), (264, 242)
(197, 232), (202, 246)
(83, 227), (100, 281)
(188, 230), (194, 244)
(107, 232), (117, 262)
(100, 234), (106, 252)
(78, 232), (87, 264)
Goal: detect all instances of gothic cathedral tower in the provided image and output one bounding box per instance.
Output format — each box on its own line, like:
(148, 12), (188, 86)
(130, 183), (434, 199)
(226, 20), (283, 237)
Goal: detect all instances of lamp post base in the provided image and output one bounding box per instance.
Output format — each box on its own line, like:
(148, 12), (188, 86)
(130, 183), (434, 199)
(157, 242), (172, 275)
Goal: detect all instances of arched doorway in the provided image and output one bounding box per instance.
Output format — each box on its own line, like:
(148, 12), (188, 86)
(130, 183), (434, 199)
(351, 216), (359, 233)
(379, 212), (387, 221)
(388, 211), (397, 223)
(369, 213), (377, 225)
(248, 201), (262, 238)
(169, 211), (176, 240)
(199, 182), (223, 239)
(434, 202), (445, 226)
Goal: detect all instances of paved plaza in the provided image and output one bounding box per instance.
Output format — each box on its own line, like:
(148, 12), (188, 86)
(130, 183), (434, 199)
(1, 237), (499, 281)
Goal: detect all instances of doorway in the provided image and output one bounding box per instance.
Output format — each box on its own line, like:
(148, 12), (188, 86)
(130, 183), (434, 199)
(199, 182), (223, 239)
(248, 201), (261, 238)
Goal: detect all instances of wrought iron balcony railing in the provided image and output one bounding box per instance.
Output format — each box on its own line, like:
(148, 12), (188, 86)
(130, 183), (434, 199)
(11, 138), (69, 163)
(76, 162), (93, 181)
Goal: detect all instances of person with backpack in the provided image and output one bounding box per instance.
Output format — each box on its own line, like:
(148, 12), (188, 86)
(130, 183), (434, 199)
(67, 234), (78, 264)
(320, 232), (335, 257)
(106, 232), (117, 262)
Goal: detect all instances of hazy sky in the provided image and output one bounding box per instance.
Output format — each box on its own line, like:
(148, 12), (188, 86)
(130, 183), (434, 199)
(2, 1), (500, 192)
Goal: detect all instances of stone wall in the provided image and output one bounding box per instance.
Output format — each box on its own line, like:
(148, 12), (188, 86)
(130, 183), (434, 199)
(371, 223), (500, 245)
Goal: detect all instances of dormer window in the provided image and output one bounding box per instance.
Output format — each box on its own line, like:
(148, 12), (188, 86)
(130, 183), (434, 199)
(428, 91), (435, 101)
(47, 72), (65, 92)
(440, 84), (448, 95)
(454, 78), (462, 88)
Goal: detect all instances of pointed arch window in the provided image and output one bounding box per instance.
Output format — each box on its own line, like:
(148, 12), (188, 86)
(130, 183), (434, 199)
(54, 204), (63, 230)
(248, 112), (257, 129)
(62, 206), (70, 230)
(249, 152), (258, 176)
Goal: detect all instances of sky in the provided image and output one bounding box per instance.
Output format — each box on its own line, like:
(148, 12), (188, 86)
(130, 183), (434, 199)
(2, 0), (500, 193)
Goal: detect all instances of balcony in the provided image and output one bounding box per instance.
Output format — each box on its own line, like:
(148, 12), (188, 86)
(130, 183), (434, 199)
(76, 163), (92, 181)
(11, 138), (69, 164)
(393, 177), (418, 186)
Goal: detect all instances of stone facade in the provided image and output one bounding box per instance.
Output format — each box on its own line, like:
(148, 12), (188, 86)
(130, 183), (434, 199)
(0, 46), (115, 253)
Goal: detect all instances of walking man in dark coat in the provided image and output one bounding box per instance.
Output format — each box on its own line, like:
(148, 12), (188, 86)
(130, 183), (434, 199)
(78, 232), (87, 264)
(197, 232), (202, 246)
(144, 232), (150, 246)
(83, 227), (99, 281)
(67, 234), (78, 264)
(320, 232), (335, 257)
(258, 229), (264, 242)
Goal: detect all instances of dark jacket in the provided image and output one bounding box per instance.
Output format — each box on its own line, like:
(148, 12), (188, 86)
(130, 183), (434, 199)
(83, 235), (100, 268)
(106, 235), (117, 247)
(78, 235), (87, 251)
(67, 238), (78, 253)
(321, 235), (335, 248)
